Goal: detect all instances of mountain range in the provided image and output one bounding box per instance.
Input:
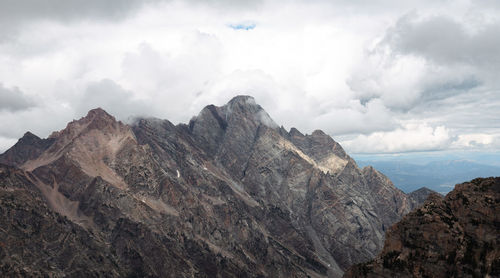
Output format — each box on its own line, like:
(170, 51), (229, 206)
(0, 96), (436, 277)
(357, 160), (500, 194)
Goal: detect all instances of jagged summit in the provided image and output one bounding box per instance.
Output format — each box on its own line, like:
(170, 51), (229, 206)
(189, 95), (269, 127)
(0, 131), (55, 167)
(21, 131), (40, 140)
(289, 127), (304, 137)
(85, 107), (116, 121)
(86, 107), (108, 115)
(226, 95), (257, 106)
(220, 95), (277, 128)
(20, 106), (137, 190)
(48, 107), (120, 140)
(75, 107), (121, 130)
(408, 186), (439, 206)
(311, 129), (328, 137)
(409, 186), (435, 195)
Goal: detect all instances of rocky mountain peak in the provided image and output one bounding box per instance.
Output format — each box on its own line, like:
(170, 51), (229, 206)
(20, 108), (137, 186)
(20, 131), (40, 141)
(227, 95), (256, 105)
(86, 107), (110, 117)
(289, 127), (304, 137)
(190, 95), (276, 131)
(0, 131), (55, 167)
(311, 129), (328, 137)
(408, 186), (439, 205)
(188, 96), (280, 158)
(68, 107), (127, 136)
(221, 95), (260, 117)
(48, 107), (121, 140)
(80, 107), (120, 129)
(221, 95), (278, 128)
(0, 96), (441, 278)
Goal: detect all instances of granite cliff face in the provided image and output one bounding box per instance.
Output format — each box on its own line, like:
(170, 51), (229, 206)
(345, 177), (500, 278)
(0, 96), (430, 277)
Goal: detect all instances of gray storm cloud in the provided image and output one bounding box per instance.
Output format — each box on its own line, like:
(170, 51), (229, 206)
(385, 14), (500, 69)
(0, 0), (150, 22)
(0, 0), (156, 41)
(0, 83), (35, 112)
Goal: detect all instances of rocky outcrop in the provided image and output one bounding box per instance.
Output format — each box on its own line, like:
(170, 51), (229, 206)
(345, 177), (500, 278)
(0, 96), (431, 277)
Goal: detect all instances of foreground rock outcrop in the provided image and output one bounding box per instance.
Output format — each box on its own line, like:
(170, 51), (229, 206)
(345, 177), (500, 278)
(0, 96), (432, 277)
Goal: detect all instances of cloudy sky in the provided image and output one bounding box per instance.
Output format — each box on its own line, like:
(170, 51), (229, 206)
(1, 0), (500, 156)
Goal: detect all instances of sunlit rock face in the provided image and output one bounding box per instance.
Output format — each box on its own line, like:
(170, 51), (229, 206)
(345, 177), (500, 278)
(0, 96), (431, 277)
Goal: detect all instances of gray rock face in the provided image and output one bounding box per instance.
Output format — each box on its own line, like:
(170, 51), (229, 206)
(1, 96), (429, 277)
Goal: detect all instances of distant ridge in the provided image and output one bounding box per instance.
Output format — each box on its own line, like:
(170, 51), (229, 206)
(357, 159), (500, 193)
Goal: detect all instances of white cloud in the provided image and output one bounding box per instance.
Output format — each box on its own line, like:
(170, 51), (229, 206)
(453, 133), (495, 148)
(342, 124), (500, 154)
(312, 99), (397, 135)
(342, 123), (452, 153)
(0, 0), (499, 155)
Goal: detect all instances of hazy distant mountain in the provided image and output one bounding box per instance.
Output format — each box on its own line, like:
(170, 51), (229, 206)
(0, 96), (431, 277)
(345, 177), (500, 278)
(357, 160), (500, 194)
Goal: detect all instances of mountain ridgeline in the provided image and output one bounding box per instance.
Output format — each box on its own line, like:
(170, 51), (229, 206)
(0, 96), (432, 277)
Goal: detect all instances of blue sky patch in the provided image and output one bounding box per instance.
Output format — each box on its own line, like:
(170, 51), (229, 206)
(228, 22), (256, 30)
